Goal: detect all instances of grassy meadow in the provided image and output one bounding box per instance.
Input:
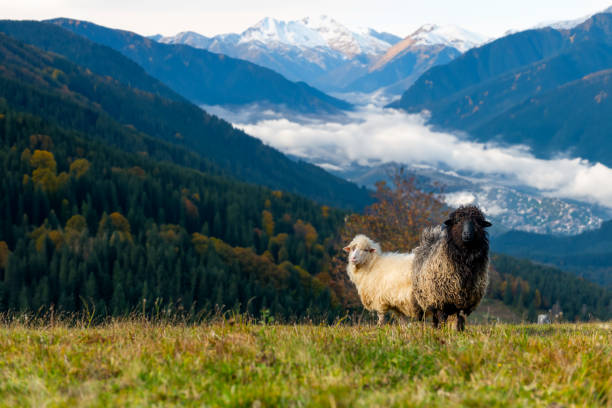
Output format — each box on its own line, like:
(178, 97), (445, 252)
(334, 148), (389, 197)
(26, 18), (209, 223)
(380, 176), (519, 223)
(0, 317), (610, 407)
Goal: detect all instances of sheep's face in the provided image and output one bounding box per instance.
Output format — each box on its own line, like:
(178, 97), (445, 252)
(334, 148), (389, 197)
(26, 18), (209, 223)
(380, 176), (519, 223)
(444, 205), (492, 249)
(343, 236), (377, 267)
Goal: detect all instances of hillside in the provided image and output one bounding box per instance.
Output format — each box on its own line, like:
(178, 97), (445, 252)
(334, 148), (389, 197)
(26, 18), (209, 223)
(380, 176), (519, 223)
(392, 13), (612, 165)
(0, 94), (346, 317)
(398, 40), (612, 133)
(493, 220), (612, 287)
(0, 28), (371, 210)
(44, 18), (352, 115)
(392, 27), (567, 109)
(0, 20), (184, 102)
(489, 254), (611, 320)
(1, 322), (610, 406)
(473, 68), (612, 165)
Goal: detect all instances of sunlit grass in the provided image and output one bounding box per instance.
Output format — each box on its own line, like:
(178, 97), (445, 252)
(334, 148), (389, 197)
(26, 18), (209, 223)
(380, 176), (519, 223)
(0, 315), (610, 407)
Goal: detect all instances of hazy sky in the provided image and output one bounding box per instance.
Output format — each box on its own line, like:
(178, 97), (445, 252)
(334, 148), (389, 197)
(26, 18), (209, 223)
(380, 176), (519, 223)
(2, 0), (611, 38)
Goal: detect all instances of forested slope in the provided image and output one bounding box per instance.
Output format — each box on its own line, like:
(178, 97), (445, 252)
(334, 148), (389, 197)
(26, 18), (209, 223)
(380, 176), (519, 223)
(0, 28), (371, 210)
(0, 101), (344, 318)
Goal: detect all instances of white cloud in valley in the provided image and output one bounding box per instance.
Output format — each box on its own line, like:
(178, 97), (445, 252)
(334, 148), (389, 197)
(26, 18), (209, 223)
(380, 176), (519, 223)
(229, 105), (612, 209)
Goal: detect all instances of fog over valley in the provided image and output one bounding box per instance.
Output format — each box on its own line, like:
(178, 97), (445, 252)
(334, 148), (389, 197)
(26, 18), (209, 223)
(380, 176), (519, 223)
(208, 103), (612, 214)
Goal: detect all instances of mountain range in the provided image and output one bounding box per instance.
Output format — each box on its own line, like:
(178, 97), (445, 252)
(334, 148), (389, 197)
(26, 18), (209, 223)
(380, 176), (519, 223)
(155, 16), (487, 95)
(0, 21), (371, 210)
(392, 11), (612, 167)
(43, 18), (351, 116)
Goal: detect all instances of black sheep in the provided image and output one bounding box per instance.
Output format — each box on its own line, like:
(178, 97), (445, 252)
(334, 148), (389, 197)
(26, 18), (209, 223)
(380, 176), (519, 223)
(412, 205), (492, 331)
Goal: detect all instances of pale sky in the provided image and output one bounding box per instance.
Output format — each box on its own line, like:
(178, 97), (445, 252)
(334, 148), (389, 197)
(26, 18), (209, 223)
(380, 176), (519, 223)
(2, 0), (611, 39)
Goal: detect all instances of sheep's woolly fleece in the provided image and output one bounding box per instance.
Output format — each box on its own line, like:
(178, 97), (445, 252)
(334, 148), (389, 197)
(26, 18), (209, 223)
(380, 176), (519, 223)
(345, 235), (422, 322)
(412, 206), (490, 330)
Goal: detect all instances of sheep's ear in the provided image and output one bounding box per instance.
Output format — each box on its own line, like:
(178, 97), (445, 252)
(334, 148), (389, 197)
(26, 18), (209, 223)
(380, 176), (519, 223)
(368, 248), (376, 253)
(342, 246), (351, 253)
(444, 219), (453, 227)
(481, 220), (492, 228)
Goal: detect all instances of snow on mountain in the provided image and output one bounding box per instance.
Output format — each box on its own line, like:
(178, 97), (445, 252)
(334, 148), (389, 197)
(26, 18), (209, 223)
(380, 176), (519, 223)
(533, 5), (612, 30)
(370, 24), (486, 72)
(301, 15), (391, 57)
(155, 16), (397, 91)
(160, 31), (212, 49)
(239, 17), (328, 49)
(407, 24), (488, 53)
(345, 23), (487, 95)
(154, 17), (485, 94)
(230, 15), (393, 58)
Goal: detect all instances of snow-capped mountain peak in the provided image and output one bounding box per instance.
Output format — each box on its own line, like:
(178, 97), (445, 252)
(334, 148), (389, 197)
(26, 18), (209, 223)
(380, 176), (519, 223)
(233, 15), (392, 57)
(408, 24), (488, 53)
(302, 15), (391, 56)
(239, 17), (327, 48)
(370, 23), (487, 72)
(159, 31), (211, 48)
(152, 17), (485, 93)
(532, 5), (612, 30)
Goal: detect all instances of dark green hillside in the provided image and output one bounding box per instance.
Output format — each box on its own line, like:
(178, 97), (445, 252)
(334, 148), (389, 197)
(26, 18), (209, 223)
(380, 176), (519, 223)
(395, 13), (612, 112)
(393, 27), (568, 109)
(392, 13), (612, 165)
(475, 69), (612, 165)
(0, 101), (344, 318)
(46, 18), (352, 114)
(0, 30), (371, 210)
(0, 20), (184, 102)
(493, 220), (612, 287)
(398, 41), (612, 133)
(489, 254), (611, 321)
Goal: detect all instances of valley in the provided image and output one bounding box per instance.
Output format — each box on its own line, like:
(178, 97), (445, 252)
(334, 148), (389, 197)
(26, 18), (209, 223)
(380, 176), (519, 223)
(0, 5), (611, 324)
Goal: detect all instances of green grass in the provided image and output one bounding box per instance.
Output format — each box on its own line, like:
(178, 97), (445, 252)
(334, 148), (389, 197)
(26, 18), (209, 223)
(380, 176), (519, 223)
(0, 318), (610, 407)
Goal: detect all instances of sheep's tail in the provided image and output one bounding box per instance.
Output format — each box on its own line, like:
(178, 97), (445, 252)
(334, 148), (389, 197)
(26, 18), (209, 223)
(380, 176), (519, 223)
(413, 225), (444, 273)
(421, 225), (444, 247)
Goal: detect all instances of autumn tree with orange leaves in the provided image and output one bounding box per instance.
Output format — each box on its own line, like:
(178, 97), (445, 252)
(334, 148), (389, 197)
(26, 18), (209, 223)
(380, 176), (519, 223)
(342, 168), (447, 252)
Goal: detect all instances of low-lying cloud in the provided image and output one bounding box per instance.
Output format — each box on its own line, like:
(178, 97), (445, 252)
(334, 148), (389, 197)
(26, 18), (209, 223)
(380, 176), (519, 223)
(226, 105), (612, 209)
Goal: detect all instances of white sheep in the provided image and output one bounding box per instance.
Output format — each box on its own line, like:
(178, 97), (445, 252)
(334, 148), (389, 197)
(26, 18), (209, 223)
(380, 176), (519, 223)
(343, 234), (423, 325)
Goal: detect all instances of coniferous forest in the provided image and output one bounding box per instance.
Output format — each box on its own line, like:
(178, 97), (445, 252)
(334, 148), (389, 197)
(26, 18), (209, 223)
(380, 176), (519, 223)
(0, 103), (344, 319)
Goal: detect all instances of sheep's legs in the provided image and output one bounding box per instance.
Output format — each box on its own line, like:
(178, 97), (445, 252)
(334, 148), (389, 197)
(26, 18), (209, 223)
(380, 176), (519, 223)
(432, 310), (448, 329)
(377, 312), (386, 326)
(392, 312), (410, 326)
(456, 313), (466, 332)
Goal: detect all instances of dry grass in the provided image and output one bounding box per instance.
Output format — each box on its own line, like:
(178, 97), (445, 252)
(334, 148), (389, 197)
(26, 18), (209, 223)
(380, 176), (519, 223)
(0, 317), (610, 407)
